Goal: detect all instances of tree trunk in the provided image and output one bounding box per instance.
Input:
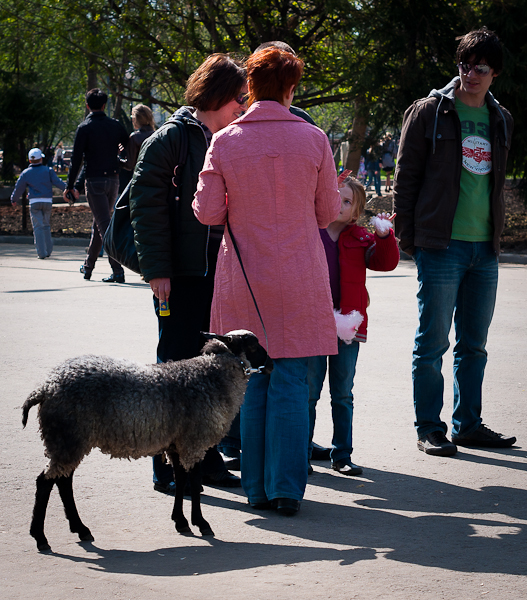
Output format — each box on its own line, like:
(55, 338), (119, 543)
(86, 53), (98, 116)
(345, 97), (368, 176)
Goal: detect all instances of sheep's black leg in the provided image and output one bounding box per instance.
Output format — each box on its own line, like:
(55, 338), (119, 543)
(169, 453), (191, 534)
(56, 473), (94, 543)
(30, 471), (56, 552)
(189, 464), (214, 536)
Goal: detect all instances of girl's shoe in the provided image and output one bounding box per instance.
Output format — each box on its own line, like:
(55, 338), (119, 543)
(332, 459), (363, 476)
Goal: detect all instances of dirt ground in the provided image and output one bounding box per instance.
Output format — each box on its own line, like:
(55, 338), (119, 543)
(2, 187), (526, 251)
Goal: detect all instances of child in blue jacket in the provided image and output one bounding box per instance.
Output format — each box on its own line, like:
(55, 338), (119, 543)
(11, 148), (66, 259)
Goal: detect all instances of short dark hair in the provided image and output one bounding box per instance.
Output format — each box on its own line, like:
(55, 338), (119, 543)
(456, 27), (503, 74)
(246, 47), (304, 106)
(184, 54), (246, 112)
(86, 88), (108, 110)
(254, 41), (296, 56)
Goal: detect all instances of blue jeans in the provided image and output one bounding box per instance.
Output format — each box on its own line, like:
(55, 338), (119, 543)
(308, 341), (360, 463)
(30, 202), (53, 258)
(365, 170), (381, 195)
(240, 357), (309, 503)
(412, 241), (498, 439)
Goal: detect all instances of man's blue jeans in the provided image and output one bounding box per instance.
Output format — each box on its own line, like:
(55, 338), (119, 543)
(240, 357), (309, 504)
(308, 341), (360, 463)
(412, 241), (498, 439)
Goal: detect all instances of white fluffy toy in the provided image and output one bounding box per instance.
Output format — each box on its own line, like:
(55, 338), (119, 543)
(334, 309), (364, 344)
(370, 212), (394, 236)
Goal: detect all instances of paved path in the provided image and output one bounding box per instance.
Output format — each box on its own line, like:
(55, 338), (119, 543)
(1, 243), (526, 600)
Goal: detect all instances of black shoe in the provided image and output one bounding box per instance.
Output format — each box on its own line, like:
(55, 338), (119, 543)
(332, 459), (363, 476)
(202, 469), (241, 488)
(102, 273), (125, 283)
(417, 431), (457, 456)
(154, 481), (203, 496)
(311, 442), (331, 461)
(80, 265), (92, 280)
(275, 498), (300, 516)
(154, 481), (176, 495)
(452, 424), (516, 448)
(223, 456), (241, 471)
(248, 499), (275, 510)
(307, 462), (313, 475)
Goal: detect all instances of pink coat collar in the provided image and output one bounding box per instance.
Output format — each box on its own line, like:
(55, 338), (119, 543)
(235, 101), (308, 125)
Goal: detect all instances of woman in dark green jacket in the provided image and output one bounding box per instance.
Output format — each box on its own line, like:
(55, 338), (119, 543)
(130, 54), (247, 491)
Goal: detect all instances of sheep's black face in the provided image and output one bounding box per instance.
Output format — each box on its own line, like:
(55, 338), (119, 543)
(202, 330), (273, 374)
(240, 336), (273, 375)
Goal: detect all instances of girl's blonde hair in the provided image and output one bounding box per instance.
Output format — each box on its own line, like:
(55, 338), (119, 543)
(341, 175), (367, 222)
(132, 104), (156, 129)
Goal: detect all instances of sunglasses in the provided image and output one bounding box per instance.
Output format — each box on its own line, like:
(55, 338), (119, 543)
(458, 62), (491, 76)
(235, 92), (248, 105)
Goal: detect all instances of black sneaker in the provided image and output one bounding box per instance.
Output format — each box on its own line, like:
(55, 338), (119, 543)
(452, 424), (516, 448)
(417, 431), (457, 456)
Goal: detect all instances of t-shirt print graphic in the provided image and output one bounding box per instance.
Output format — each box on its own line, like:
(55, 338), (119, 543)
(462, 135), (492, 175)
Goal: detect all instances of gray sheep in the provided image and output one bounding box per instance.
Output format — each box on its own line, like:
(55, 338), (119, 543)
(22, 330), (272, 552)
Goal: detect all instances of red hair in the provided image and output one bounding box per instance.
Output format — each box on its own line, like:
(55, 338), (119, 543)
(246, 47), (304, 106)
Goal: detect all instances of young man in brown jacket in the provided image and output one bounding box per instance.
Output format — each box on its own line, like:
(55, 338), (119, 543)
(393, 28), (516, 457)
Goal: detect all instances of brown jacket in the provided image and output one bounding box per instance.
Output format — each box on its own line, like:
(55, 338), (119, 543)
(393, 77), (513, 255)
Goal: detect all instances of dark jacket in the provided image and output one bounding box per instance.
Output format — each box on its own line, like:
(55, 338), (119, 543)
(129, 107), (210, 282)
(120, 126), (155, 171)
(393, 77), (513, 255)
(68, 111), (129, 188)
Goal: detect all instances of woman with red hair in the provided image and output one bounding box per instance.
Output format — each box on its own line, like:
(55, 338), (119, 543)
(193, 47), (341, 515)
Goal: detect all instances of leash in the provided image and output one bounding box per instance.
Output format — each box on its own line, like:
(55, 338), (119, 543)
(226, 220), (269, 371)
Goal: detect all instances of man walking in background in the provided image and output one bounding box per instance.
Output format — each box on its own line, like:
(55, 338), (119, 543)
(393, 28), (516, 456)
(65, 88), (129, 283)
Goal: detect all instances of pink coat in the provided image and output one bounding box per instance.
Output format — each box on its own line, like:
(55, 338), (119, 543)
(192, 101), (341, 359)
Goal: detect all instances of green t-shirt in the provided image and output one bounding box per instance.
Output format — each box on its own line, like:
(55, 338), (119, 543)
(451, 97), (493, 242)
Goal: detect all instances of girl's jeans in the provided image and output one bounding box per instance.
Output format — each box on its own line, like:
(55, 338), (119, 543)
(308, 340), (360, 463)
(412, 241), (498, 439)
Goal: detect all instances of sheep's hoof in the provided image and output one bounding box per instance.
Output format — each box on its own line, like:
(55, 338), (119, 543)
(200, 526), (214, 537)
(177, 526), (192, 535)
(175, 518), (191, 535)
(79, 532), (94, 542)
(37, 542), (52, 553)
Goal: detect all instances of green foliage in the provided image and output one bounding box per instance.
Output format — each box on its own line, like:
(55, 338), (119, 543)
(476, 0), (527, 186)
(0, 0), (525, 183)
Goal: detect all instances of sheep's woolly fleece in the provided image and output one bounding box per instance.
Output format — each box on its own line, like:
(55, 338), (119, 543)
(24, 345), (248, 476)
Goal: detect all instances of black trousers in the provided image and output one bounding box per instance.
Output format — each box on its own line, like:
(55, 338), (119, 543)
(152, 238), (227, 483)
